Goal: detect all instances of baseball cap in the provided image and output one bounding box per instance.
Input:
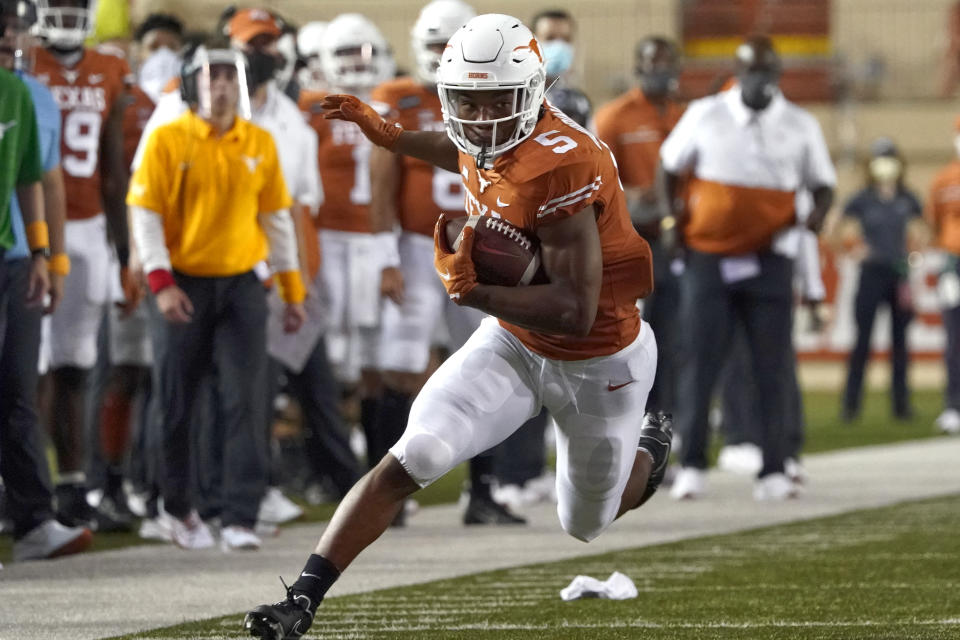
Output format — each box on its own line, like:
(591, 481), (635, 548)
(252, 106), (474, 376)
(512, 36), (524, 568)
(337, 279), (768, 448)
(227, 8), (282, 43)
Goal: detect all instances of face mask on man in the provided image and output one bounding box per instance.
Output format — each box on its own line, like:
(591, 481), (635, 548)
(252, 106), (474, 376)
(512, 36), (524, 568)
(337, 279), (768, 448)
(138, 46), (181, 103)
(640, 70), (677, 98)
(246, 49), (282, 88)
(542, 39), (574, 78)
(739, 69), (778, 110)
(869, 156), (902, 185)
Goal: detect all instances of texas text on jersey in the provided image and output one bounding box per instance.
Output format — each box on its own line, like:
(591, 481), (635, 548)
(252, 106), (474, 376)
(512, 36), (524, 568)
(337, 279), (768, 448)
(33, 46), (131, 220)
(300, 89), (374, 233)
(372, 76), (465, 236)
(459, 103), (654, 360)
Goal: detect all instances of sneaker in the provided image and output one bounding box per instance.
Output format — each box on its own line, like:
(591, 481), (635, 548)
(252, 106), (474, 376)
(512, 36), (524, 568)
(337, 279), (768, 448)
(12, 519), (92, 561)
(257, 487), (304, 524)
(463, 495), (527, 525)
(244, 583), (315, 640)
(220, 525), (262, 552)
(936, 408), (960, 435)
(491, 483), (527, 513)
(716, 442), (763, 476)
(669, 467), (706, 500)
(170, 511), (215, 550)
(753, 472), (801, 501)
(523, 471), (558, 504)
(55, 484), (132, 533)
(784, 457), (808, 485)
(637, 411), (674, 503)
(138, 514), (173, 542)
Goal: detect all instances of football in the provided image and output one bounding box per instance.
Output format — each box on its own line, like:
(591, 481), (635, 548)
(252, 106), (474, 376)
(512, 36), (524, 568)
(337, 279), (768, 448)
(441, 215), (548, 287)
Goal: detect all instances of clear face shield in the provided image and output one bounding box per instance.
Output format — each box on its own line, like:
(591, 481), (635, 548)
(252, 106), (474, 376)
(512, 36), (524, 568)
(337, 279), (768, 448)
(438, 85), (536, 169)
(193, 48), (252, 121)
(0, 1), (38, 71)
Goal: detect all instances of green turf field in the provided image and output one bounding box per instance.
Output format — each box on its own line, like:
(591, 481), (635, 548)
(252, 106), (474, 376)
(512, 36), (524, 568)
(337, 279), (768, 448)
(0, 389), (947, 563)
(109, 493), (960, 639)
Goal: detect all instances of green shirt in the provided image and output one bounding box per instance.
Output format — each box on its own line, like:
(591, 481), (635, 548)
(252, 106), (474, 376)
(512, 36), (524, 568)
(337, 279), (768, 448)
(0, 68), (43, 250)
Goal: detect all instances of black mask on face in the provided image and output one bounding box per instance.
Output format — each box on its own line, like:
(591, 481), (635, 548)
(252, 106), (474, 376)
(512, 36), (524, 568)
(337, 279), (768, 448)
(247, 50), (280, 88)
(739, 70), (778, 110)
(640, 70), (677, 99)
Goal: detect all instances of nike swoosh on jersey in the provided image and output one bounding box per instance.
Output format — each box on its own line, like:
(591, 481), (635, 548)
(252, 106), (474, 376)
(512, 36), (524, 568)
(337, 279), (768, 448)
(607, 381), (635, 392)
(88, 73), (105, 84)
(496, 196), (510, 207)
(0, 121), (17, 141)
(439, 270), (452, 281)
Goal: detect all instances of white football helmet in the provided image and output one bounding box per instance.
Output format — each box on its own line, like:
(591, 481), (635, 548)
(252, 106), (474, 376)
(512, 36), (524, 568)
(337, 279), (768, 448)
(411, 0), (475, 85)
(34, 0), (97, 50)
(437, 13), (546, 167)
(320, 13), (394, 93)
(297, 20), (327, 91)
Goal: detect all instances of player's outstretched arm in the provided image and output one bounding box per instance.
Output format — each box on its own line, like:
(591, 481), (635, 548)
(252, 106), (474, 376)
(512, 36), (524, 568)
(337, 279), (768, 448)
(321, 94), (459, 173)
(460, 206), (603, 336)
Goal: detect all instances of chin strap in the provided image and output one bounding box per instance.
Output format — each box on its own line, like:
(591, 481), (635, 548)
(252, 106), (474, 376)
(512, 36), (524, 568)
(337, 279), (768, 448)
(476, 144), (488, 170)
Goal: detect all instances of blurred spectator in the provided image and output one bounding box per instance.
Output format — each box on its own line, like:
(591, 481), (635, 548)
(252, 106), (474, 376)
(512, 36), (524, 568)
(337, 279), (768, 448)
(836, 138), (924, 422)
(940, 1), (960, 98)
(925, 123), (960, 434)
(0, 0), (91, 561)
(128, 43), (306, 551)
(530, 9), (591, 127)
(594, 36), (684, 417)
(659, 36), (835, 501)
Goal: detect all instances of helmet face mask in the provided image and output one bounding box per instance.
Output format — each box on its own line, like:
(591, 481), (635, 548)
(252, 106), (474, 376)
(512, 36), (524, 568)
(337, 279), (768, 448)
(320, 13), (394, 93)
(437, 13), (546, 168)
(410, 0), (476, 85)
(35, 0), (96, 50)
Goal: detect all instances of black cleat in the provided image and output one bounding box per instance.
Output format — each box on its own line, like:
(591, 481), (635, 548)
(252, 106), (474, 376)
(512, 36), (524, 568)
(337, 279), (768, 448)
(463, 495), (527, 526)
(244, 581), (315, 640)
(637, 411), (673, 503)
(55, 484), (132, 533)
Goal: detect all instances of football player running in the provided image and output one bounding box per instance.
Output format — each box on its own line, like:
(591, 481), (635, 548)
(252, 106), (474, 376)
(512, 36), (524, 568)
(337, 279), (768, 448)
(368, 0), (525, 526)
(298, 13), (396, 468)
(244, 14), (671, 640)
(31, 0), (134, 532)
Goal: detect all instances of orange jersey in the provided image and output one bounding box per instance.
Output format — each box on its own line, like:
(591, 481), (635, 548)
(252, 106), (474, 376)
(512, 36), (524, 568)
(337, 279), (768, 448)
(300, 90), (373, 233)
(121, 86), (154, 170)
(593, 88), (684, 190)
(928, 160), (960, 255)
(459, 104), (654, 361)
(34, 47), (131, 220)
(372, 77), (465, 237)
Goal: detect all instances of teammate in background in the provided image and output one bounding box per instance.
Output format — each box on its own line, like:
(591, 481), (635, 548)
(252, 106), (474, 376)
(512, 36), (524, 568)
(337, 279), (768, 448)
(128, 44), (306, 552)
(32, 0), (135, 531)
(594, 36), (684, 417)
(530, 8), (591, 127)
(370, 0), (524, 526)
(296, 21), (327, 92)
(245, 14), (671, 639)
(927, 118), (960, 435)
(658, 36), (836, 501)
(0, 0), (91, 562)
(298, 13), (396, 469)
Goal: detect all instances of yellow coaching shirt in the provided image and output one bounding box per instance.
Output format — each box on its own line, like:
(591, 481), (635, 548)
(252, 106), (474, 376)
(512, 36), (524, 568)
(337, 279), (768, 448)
(127, 111), (293, 278)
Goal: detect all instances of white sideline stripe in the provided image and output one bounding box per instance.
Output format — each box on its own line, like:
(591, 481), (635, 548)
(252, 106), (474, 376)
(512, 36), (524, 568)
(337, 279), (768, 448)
(537, 190), (599, 218)
(538, 177), (602, 210)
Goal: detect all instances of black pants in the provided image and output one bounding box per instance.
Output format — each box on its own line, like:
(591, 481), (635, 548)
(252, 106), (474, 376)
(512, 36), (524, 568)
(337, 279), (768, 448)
(157, 271), (268, 528)
(720, 321), (805, 459)
(843, 261), (912, 416)
(944, 259), (960, 411)
(0, 258), (56, 537)
(286, 340), (361, 497)
(643, 238), (682, 414)
(494, 408), (549, 487)
(675, 250), (794, 477)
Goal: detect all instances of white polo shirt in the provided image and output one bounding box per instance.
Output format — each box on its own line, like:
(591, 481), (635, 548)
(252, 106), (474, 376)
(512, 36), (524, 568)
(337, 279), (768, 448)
(660, 87), (835, 255)
(132, 83), (323, 211)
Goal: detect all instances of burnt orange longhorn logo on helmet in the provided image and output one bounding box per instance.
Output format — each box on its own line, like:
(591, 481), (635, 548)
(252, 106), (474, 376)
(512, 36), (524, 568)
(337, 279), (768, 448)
(512, 38), (543, 63)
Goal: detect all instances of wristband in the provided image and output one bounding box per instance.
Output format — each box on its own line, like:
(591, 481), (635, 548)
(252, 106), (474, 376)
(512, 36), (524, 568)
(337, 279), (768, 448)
(48, 253), (71, 276)
(276, 270), (306, 304)
(26, 221), (49, 251)
(147, 268), (176, 294)
(373, 231), (401, 268)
